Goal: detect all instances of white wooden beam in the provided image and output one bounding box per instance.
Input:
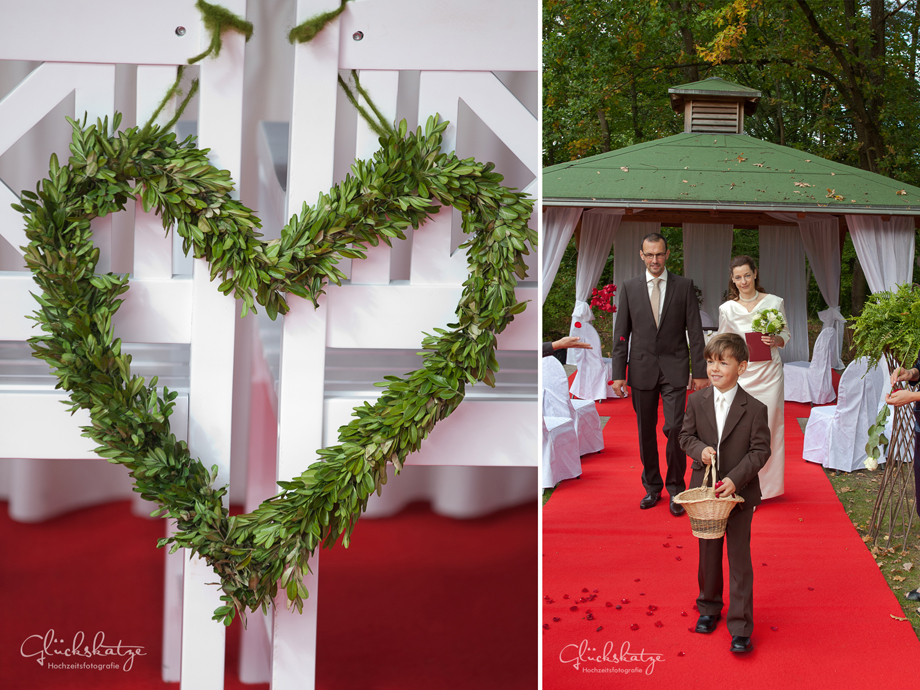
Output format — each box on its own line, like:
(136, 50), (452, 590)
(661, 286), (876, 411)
(338, 0), (536, 71)
(0, 0), (202, 64)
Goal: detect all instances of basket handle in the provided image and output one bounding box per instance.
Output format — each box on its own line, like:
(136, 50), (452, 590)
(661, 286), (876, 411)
(702, 461), (719, 488)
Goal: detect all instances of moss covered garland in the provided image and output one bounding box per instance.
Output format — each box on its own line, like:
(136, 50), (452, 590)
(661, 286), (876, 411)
(15, 113), (535, 624)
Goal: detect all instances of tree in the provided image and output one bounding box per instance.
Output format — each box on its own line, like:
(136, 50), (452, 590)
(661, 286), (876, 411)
(544, 0), (920, 185)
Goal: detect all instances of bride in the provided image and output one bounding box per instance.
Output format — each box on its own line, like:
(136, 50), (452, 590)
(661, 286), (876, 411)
(717, 255), (790, 500)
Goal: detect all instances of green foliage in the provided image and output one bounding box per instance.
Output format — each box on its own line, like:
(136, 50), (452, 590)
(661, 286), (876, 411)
(661, 227), (684, 276)
(864, 404), (890, 470)
(288, 0), (352, 44)
(189, 0), (254, 65)
(544, 0), (920, 184)
(14, 113), (535, 624)
(850, 283), (920, 371)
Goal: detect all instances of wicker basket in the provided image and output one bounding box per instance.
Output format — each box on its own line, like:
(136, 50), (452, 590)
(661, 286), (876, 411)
(673, 464), (743, 539)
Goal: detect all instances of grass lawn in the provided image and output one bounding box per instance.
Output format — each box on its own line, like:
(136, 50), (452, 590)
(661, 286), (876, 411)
(823, 465), (920, 638)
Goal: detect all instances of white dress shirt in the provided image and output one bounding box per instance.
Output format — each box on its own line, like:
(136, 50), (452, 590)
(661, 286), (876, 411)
(645, 269), (668, 317)
(713, 384), (738, 474)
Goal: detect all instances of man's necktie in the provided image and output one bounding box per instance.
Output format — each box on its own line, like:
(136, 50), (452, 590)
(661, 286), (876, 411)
(650, 278), (661, 327)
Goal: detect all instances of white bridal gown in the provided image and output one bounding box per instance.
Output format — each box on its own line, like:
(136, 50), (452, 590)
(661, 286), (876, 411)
(717, 294), (791, 499)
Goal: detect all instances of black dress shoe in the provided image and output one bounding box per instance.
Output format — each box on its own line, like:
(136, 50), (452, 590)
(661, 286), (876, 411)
(669, 498), (685, 516)
(639, 492), (660, 509)
(730, 636), (753, 653)
(907, 588), (920, 601)
(694, 614), (720, 634)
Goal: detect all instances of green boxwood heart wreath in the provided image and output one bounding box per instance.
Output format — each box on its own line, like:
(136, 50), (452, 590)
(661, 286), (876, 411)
(15, 113), (535, 624)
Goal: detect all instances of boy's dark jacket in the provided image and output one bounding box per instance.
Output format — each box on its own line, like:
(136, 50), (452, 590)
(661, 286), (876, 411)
(679, 386), (771, 510)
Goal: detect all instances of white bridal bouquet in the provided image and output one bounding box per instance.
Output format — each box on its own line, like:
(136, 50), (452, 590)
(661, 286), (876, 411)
(751, 308), (786, 335)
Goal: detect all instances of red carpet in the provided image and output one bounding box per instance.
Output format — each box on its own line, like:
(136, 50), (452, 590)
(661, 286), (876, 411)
(543, 392), (920, 687)
(1, 499), (536, 689)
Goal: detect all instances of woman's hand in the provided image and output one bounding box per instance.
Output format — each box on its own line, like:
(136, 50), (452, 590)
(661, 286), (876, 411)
(886, 389), (920, 408)
(761, 334), (784, 348)
(891, 366), (919, 386)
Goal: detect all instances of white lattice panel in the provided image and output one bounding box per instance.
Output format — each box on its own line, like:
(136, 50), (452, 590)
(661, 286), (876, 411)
(248, 1), (539, 688)
(0, 1), (248, 688)
(1, 0), (538, 688)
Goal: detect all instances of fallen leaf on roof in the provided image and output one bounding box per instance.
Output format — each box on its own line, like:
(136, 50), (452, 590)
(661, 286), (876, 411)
(831, 172), (835, 176)
(827, 189), (844, 201)
(736, 155), (747, 162)
(597, 171), (601, 174)
(794, 182), (812, 187)
(683, 180), (688, 183)
(805, 159), (811, 162)
(621, 167), (629, 172)
(897, 189), (907, 195)
(752, 163), (764, 167)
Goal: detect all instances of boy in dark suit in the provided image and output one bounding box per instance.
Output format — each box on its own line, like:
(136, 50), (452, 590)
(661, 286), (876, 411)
(679, 333), (771, 653)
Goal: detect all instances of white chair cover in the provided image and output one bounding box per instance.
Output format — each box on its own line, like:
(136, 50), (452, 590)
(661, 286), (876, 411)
(542, 414), (581, 489)
(543, 357), (604, 456)
(802, 358), (889, 471)
(569, 310), (608, 401)
(601, 357), (633, 400)
(784, 327), (836, 404)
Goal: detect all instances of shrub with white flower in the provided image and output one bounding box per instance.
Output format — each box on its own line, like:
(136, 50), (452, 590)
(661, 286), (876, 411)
(751, 308), (786, 335)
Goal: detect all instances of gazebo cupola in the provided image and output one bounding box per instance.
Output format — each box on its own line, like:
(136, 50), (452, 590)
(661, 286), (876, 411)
(668, 77), (762, 135)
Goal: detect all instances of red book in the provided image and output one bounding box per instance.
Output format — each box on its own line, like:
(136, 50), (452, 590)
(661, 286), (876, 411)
(745, 332), (772, 362)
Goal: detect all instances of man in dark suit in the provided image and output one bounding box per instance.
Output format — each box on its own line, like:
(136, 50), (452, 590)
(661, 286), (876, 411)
(610, 233), (708, 515)
(679, 333), (771, 653)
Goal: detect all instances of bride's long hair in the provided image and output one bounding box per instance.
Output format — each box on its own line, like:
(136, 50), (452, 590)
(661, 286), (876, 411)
(727, 255), (767, 301)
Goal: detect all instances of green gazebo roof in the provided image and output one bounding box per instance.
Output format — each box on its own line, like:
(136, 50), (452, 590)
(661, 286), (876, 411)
(543, 132), (920, 215)
(668, 77), (762, 97)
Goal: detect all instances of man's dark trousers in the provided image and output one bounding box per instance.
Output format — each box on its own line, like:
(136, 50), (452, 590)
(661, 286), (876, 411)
(632, 369), (687, 497)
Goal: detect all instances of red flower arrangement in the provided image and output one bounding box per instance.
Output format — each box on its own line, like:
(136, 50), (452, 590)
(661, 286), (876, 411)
(590, 284), (617, 314)
(588, 283), (617, 356)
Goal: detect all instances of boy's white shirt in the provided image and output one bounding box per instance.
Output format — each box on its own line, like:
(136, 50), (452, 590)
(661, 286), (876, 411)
(713, 383), (738, 475)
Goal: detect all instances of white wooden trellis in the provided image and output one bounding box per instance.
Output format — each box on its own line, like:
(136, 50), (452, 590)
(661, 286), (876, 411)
(0, 1), (246, 687)
(239, 1), (538, 687)
(0, 0), (538, 687)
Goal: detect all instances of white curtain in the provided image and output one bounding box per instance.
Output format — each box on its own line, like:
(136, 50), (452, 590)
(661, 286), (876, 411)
(846, 215), (916, 292)
(542, 206), (583, 304)
(568, 209), (623, 366)
(682, 223), (733, 323)
(769, 212), (845, 368)
(612, 222), (661, 337)
(759, 226), (809, 363)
